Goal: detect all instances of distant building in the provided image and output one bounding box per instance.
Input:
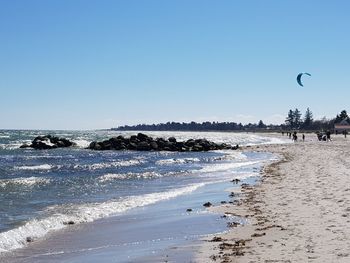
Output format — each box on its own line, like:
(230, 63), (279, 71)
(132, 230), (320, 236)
(334, 119), (350, 133)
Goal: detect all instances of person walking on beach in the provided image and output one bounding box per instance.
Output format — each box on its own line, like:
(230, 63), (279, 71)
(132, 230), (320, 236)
(343, 130), (347, 138)
(326, 131), (331, 141)
(302, 134), (305, 142)
(292, 131), (298, 142)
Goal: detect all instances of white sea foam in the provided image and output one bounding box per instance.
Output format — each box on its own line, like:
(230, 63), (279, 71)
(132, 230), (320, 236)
(198, 160), (261, 174)
(213, 151), (248, 161)
(0, 143), (23, 150)
(0, 177), (51, 188)
(156, 158), (200, 165)
(24, 155), (71, 160)
(71, 139), (90, 148)
(99, 171), (163, 182)
(75, 159), (144, 170)
(0, 183), (205, 254)
(14, 164), (55, 171)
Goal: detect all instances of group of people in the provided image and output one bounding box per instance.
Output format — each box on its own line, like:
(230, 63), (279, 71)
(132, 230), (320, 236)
(282, 131), (305, 142)
(282, 129), (349, 142)
(316, 131), (331, 141)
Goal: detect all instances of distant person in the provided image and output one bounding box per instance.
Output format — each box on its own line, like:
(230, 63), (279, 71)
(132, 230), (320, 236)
(343, 130), (348, 138)
(289, 132), (291, 139)
(302, 134), (305, 142)
(282, 131), (284, 136)
(293, 131), (297, 142)
(326, 131), (331, 141)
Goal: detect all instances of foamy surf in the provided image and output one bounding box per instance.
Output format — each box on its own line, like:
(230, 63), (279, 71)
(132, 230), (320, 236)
(197, 160), (261, 174)
(14, 164), (55, 171)
(0, 177), (51, 188)
(98, 171), (178, 182)
(156, 158), (200, 165)
(0, 183), (206, 254)
(71, 139), (91, 148)
(74, 159), (144, 170)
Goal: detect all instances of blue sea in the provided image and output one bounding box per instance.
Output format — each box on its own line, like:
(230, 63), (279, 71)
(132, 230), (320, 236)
(0, 130), (288, 262)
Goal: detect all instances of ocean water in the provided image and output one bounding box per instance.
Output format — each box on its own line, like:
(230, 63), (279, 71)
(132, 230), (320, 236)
(0, 130), (288, 259)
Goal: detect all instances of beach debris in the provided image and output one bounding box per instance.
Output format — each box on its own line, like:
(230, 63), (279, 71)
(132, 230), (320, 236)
(26, 236), (34, 243)
(203, 202), (213, 207)
(255, 224), (286, 231)
(229, 192), (235, 198)
(186, 208), (193, 212)
(241, 183), (251, 189)
(251, 232), (266, 237)
(88, 133), (238, 152)
(210, 236), (224, 242)
(20, 135), (75, 150)
(221, 201), (227, 204)
(63, 220), (75, 225)
(296, 72), (311, 87)
(227, 221), (240, 228)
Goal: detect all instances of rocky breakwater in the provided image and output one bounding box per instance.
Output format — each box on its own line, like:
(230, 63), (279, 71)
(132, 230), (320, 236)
(89, 133), (239, 152)
(20, 135), (75, 150)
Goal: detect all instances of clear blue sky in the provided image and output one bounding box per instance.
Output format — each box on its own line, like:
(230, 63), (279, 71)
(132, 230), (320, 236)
(1, 0), (349, 129)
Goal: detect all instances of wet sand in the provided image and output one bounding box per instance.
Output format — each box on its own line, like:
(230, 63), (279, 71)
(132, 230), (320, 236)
(198, 135), (350, 262)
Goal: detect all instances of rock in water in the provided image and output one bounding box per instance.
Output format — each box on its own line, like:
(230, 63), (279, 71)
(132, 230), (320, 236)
(88, 134), (238, 152)
(21, 135), (75, 150)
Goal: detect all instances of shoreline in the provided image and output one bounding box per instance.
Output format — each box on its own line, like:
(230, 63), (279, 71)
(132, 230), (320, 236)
(197, 135), (350, 262)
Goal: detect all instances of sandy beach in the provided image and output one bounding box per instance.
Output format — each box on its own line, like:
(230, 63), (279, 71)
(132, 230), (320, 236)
(197, 134), (350, 262)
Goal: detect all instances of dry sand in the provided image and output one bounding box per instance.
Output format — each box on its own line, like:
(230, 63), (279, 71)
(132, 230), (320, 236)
(196, 135), (350, 262)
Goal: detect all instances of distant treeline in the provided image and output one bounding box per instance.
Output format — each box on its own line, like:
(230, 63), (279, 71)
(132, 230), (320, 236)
(114, 121), (272, 132)
(113, 109), (349, 132)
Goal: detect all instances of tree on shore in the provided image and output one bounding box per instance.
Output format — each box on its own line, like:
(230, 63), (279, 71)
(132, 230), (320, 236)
(302, 107), (314, 129)
(335, 110), (349, 123)
(258, 120), (266, 128)
(285, 109), (295, 129)
(293, 108), (302, 129)
(285, 108), (302, 129)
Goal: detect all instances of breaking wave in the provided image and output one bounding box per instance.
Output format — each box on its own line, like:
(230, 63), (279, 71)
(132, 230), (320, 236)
(14, 164), (55, 171)
(74, 159), (144, 170)
(156, 158), (200, 165)
(0, 177), (51, 188)
(0, 183), (206, 254)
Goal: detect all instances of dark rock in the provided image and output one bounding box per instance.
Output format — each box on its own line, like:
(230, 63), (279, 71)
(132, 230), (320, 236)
(26, 237), (34, 243)
(88, 134), (235, 152)
(185, 139), (195, 147)
(101, 141), (112, 150)
(192, 144), (204, 152)
(168, 137), (177, 143)
(136, 141), (151, 151)
(156, 138), (166, 149)
(89, 141), (102, 150)
(20, 144), (31, 148)
(186, 208), (192, 212)
(150, 141), (158, 150)
(137, 133), (149, 141)
(232, 144), (239, 150)
(129, 135), (139, 143)
(21, 135), (75, 150)
(127, 142), (138, 150)
(203, 202), (212, 207)
(63, 220), (75, 225)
